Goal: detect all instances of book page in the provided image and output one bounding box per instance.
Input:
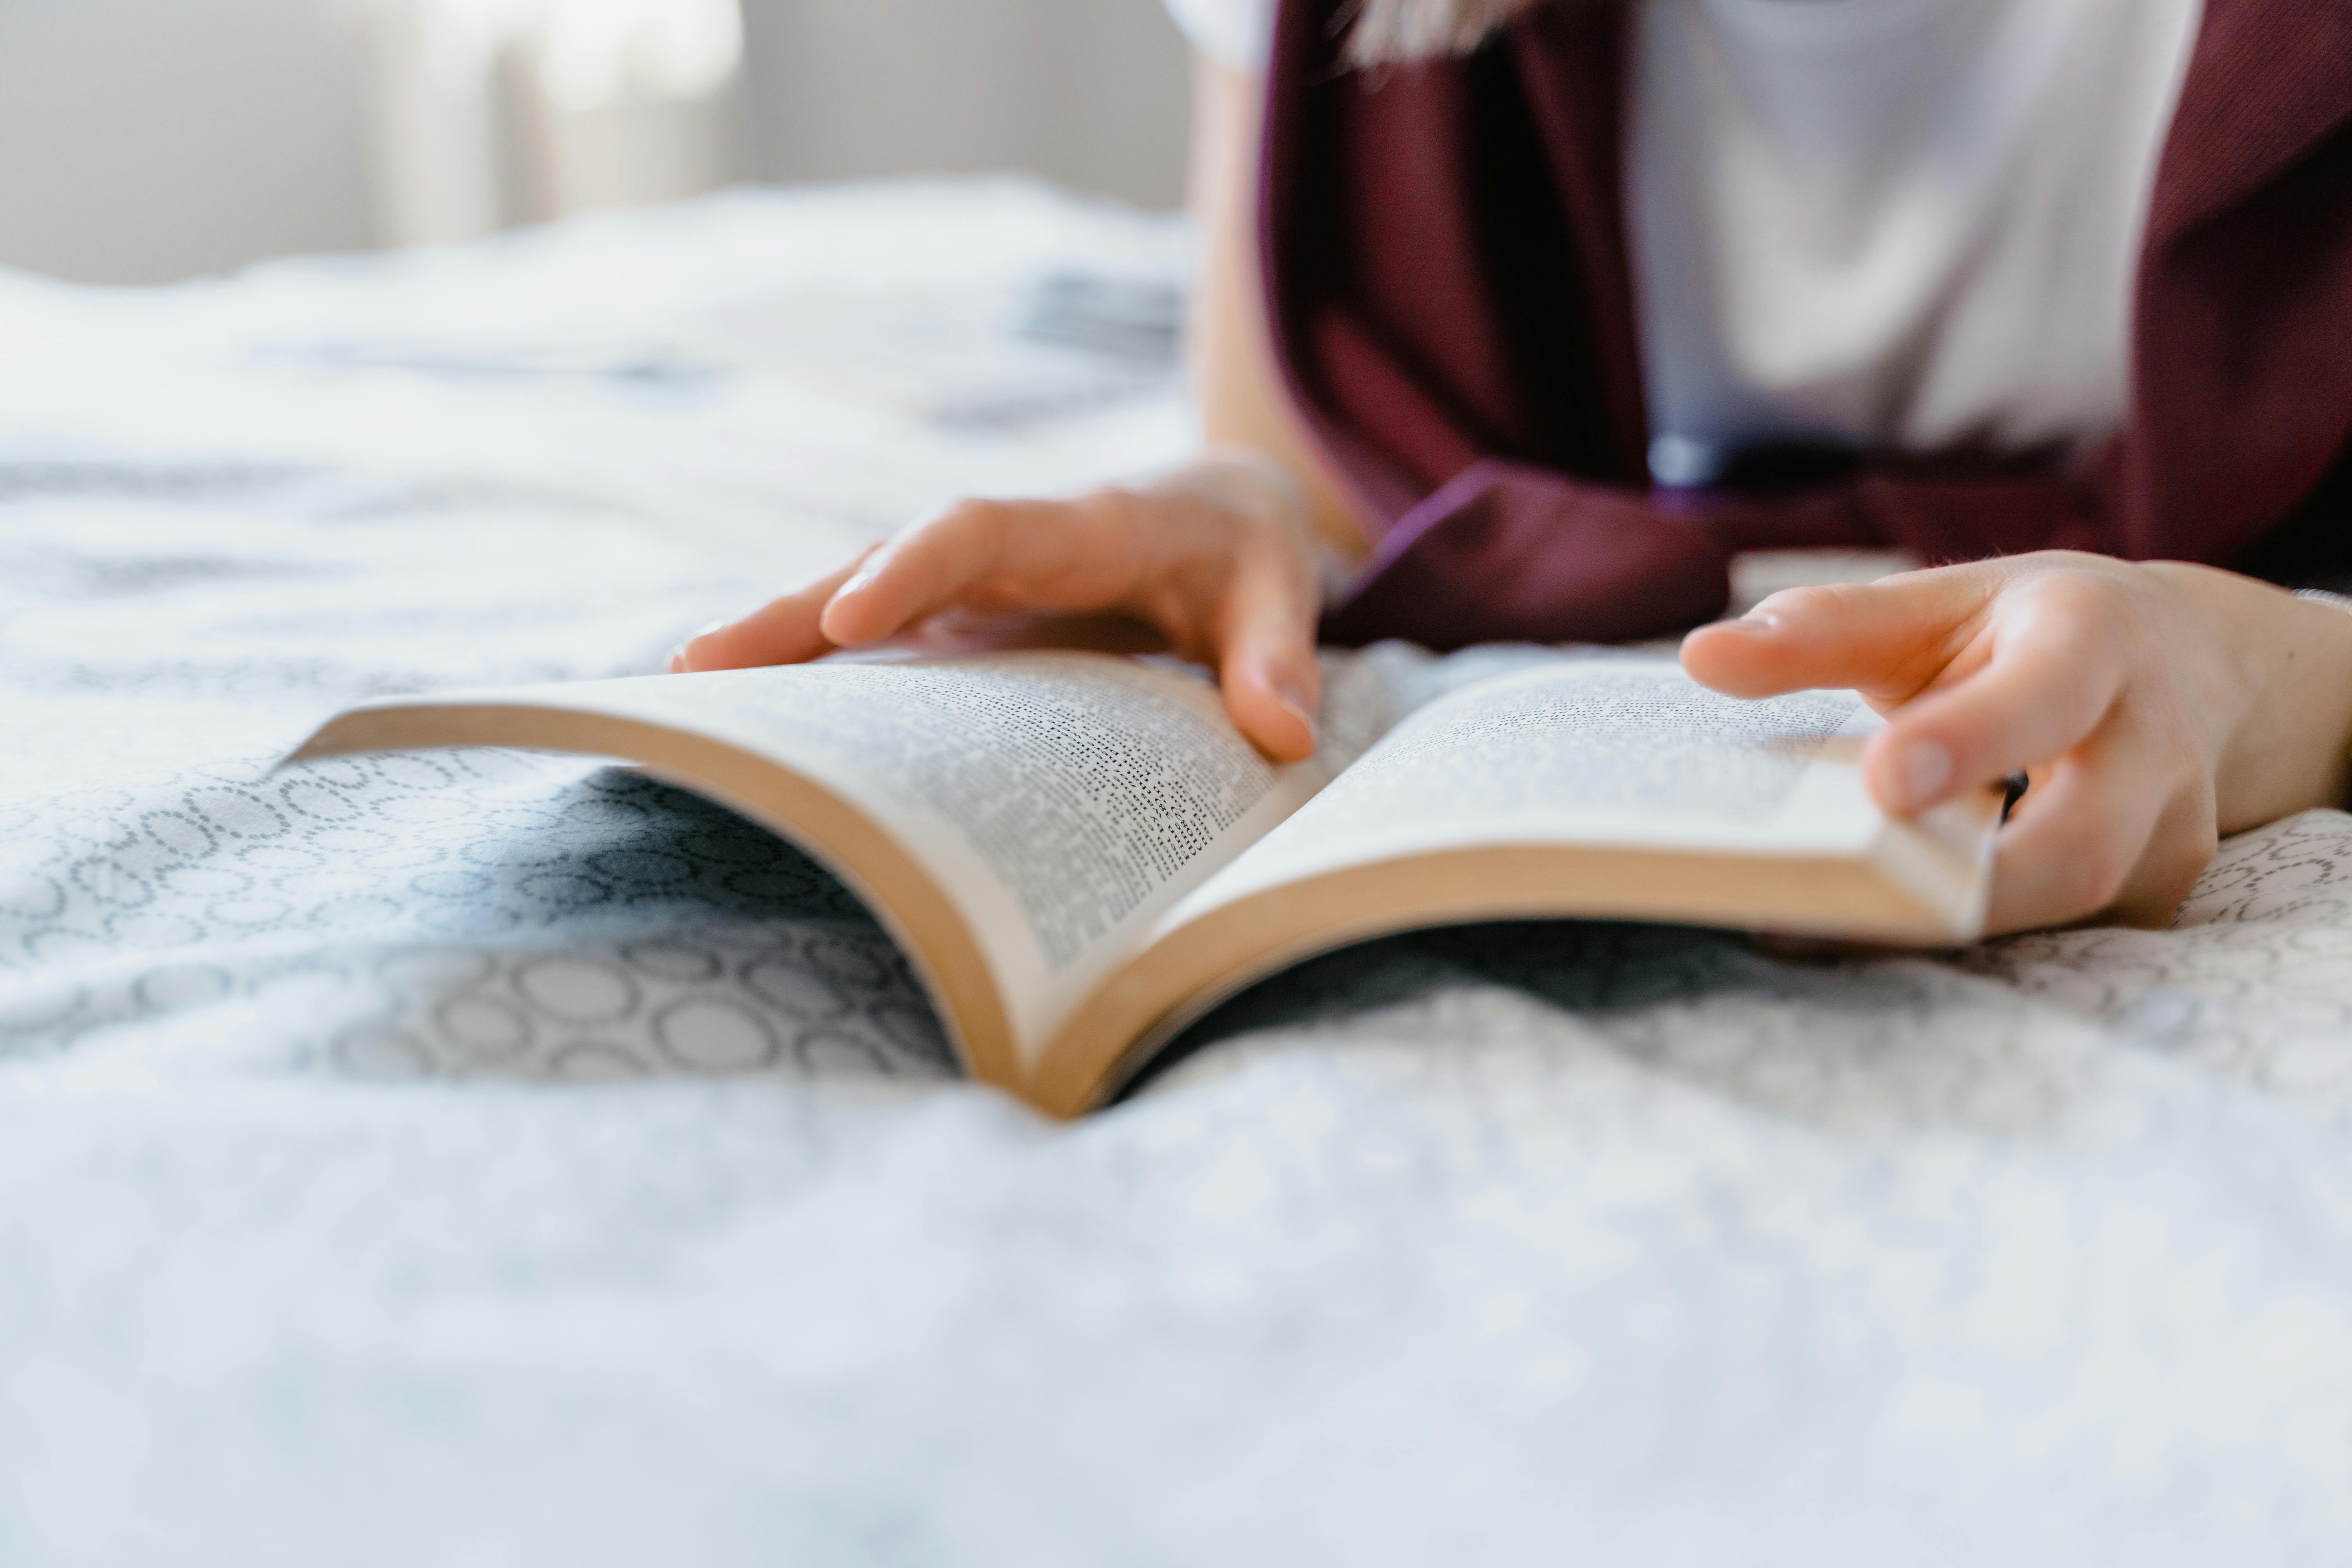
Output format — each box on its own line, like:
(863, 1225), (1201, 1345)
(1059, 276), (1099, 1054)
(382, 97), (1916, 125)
(1164, 657), (1891, 924)
(523, 652), (1325, 1052)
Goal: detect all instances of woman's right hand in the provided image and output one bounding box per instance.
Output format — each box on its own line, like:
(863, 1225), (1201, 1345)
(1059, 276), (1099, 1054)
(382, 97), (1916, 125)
(671, 451), (1330, 762)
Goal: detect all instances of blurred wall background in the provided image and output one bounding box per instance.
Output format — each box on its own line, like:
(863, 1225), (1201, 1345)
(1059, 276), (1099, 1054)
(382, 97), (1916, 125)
(0, 0), (377, 283)
(0, 0), (1191, 286)
(745, 0), (1187, 211)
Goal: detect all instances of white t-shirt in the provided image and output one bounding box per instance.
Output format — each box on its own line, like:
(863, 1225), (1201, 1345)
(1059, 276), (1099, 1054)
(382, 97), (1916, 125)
(1163, 0), (2204, 484)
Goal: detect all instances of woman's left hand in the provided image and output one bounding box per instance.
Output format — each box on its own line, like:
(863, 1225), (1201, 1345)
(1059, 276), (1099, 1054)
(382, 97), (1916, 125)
(1679, 552), (2352, 935)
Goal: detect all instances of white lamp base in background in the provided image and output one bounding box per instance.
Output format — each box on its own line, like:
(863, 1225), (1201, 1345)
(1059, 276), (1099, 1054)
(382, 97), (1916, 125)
(351, 0), (744, 249)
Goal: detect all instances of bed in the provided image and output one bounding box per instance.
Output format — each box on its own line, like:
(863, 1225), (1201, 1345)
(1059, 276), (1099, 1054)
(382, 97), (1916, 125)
(3, 178), (2349, 1565)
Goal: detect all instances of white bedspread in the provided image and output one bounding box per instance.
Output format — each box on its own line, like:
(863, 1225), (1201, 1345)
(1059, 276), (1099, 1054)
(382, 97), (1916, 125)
(3, 180), (2349, 1566)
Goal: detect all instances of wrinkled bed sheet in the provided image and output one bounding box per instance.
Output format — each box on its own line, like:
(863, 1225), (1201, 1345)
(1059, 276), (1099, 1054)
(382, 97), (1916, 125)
(3, 181), (2349, 1566)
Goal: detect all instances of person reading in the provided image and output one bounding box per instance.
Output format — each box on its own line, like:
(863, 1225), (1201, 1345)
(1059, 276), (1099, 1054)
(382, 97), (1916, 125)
(667, 0), (2352, 942)
(299, 0), (2352, 1109)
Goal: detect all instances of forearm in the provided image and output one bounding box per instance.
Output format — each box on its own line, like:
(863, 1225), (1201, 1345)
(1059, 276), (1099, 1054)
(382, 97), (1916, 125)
(2149, 564), (2352, 833)
(1186, 57), (1368, 561)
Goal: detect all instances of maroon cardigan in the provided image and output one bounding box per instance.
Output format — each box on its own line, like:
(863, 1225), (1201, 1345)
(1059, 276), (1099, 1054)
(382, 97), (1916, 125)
(1259, 0), (2352, 647)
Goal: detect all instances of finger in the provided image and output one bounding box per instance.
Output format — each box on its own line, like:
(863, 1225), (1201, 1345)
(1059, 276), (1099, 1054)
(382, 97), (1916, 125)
(818, 494), (1140, 648)
(673, 546), (878, 672)
(1984, 719), (2190, 935)
(1680, 564), (2001, 703)
(1861, 580), (2131, 815)
(1213, 538), (1321, 762)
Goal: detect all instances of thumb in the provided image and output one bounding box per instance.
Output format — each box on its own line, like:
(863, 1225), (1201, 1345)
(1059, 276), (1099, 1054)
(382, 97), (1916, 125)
(1679, 564), (2000, 704)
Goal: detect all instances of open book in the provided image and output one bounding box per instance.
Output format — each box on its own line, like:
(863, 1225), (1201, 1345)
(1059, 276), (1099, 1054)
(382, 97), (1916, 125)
(289, 648), (2002, 1116)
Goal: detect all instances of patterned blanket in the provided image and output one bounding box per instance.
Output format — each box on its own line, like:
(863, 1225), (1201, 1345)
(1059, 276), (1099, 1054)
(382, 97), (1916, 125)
(3, 180), (2348, 1566)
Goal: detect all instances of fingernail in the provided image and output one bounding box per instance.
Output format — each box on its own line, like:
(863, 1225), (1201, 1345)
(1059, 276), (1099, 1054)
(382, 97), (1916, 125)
(669, 619), (729, 672)
(1706, 612), (1778, 636)
(1273, 675), (1317, 736)
(1897, 740), (1953, 809)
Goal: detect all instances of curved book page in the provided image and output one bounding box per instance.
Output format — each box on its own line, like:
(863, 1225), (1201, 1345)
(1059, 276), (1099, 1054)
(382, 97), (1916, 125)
(1031, 662), (1999, 1115)
(288, 653), (1327, 1095)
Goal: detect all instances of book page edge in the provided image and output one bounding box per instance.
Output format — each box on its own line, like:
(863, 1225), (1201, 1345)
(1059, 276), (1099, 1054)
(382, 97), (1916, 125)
(1029, 841), (1964, 1117)
(284, 702), (1024, 1094)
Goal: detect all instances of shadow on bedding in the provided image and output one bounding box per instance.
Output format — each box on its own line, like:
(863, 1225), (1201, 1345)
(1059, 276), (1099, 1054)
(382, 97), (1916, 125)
(310, 769), (964, 1084)
(1129, 921), (2094, 1133)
